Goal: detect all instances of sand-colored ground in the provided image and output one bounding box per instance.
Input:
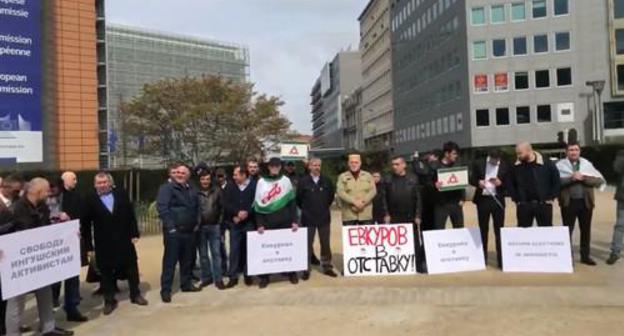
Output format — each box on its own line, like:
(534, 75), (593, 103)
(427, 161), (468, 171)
(20, 191), (624, 335)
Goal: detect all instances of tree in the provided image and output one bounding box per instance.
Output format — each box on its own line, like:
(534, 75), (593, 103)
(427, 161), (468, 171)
(119, 75), (296, 166)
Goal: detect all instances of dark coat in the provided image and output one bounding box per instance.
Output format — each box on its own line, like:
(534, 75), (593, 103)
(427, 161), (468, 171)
(0, 200), (14, 235)
(11, 197), (51, 231)
(469, 158), (510, 204)
(61, 187), (88, 266)
(156, 181), (200, 233)
(296, 174), (335, 227)
(615, 151), (624, 202)
(222, 180), (256, 226)
(507, 152), (561, 203)
(372, 181), (386, 223)
(81, 188), (140, 269)
(198, 186), (223, 226)
(382, 173), (421, 222)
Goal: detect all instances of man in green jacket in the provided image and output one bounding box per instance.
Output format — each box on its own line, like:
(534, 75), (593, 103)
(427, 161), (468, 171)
(336, 154), (377, 226)
(607, 149), (624, 265)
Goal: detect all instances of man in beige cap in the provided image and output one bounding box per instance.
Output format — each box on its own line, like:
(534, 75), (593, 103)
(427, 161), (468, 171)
(336, 153), (377, 226)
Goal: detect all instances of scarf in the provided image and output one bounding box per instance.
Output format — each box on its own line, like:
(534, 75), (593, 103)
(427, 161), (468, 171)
(253, 175), (294, 214)
(556, 157), (606, 191)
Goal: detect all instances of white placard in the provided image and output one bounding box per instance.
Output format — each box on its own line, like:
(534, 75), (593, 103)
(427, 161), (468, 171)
(342, 224), (417, 277)
(0, 220), (81, 299)
(280, 143), (309, 160)
(247, 228), (308, 276)
(501, 226), (573, 273)
(423, 227), (486, 275)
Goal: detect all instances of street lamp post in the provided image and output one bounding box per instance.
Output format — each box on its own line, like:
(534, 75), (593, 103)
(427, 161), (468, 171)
(586, 80), (606, 144)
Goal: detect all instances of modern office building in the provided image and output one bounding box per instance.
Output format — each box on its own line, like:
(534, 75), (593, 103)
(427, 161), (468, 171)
(106, 24), (250, 168)
(310, 51), (362, 149)
(391, 0), (624, 156)
(343, 87), (364, 150)
(359, 0), (395, 150)
(0, 0), (104, 171)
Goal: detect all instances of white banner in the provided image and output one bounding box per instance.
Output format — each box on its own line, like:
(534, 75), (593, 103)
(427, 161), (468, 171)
(247, 228), (308, 276)
(0, 220), (81, 299)
(280, 143), (308, 160)
(501, 226), (573, 273)
(423, 227), (486, 275)
(342, 224), (417, 277)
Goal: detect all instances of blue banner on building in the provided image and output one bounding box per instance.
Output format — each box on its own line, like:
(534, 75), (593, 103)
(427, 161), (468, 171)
(0, 0), (43, 163)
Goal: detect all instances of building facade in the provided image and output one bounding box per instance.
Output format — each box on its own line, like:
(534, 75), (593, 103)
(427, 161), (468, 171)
(105, 24), (249, 168)
(310, 51), (362, 149)
(342, 87), (364, 150)
(359, 0), (395, 150)
(391, 0), (624, 156)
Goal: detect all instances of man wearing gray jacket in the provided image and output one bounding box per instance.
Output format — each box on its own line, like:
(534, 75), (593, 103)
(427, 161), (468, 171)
(607, 150), (624, 265)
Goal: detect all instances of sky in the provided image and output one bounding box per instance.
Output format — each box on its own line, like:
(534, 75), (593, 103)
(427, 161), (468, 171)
(106, 0), (365, 134)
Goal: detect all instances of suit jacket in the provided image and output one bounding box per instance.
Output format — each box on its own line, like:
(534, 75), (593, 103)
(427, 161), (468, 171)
(615, 151), (624, 202)
(81, 188), (140, 269)
(469, 158), (510, 204)
(296, 174), (335, 227)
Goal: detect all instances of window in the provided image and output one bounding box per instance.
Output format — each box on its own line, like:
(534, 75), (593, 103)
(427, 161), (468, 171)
(516, 106), (531, 124)
(471, 7), (486, 25)
(511, 2), (526, 21)
(491, 5), (506, 23)
(533, 34), (548, 53)
(537, 105), (552, 122)
(513, 37), (527, 55)
(556, 67), (572, 86)
(555, 32), (570, 51)
(535, 69), (550, 88)
(492, 39), (506, 57)
(514, 71), (529, 90)
(532, 0), (547, 18)
(473, 41), (487, 59)
(496, 108), (510, 125)
(618, 65), (624, 91)
(617, 30), (624, 55)
(616, 0), (624, 19)
(474, 74), (488, 93)
(476, 109), (490, 126)
(554, 0), (569, 16)
(494, 73), (509, 91)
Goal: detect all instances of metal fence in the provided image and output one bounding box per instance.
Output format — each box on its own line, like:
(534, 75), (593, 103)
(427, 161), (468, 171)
(135, 202), (162, 236)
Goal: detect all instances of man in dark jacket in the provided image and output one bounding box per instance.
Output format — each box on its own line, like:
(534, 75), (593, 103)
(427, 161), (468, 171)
(431, 142), (466, 229)
(82, 172), (148, 315)
(5, 178), (73, 336)
(507, 142), (561, 227)
(254, 157), (299, 288)
(157, 163), (202, 303)
(215, 167), (229, 275)
(197, 170), (225, 289)
(469, 150), (509, 268)
(371, 171), (386, 224)
(223, 165), (256, 288)
(296, 157), (336, 280)
(412, 151), (439, 233)
(607, 150), (624, 264)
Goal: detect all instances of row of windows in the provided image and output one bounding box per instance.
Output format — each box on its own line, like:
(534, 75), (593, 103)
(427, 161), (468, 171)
(471, 0), (569, 26)
(396, 81), (462, 120)
(395, 113), (464, 145)
(392, 0), (456, 33)
(473, 67), (572, 93)
(472, 32), (570, 60)
(396, 48), (461, 94)
(475, 103), (574, 127)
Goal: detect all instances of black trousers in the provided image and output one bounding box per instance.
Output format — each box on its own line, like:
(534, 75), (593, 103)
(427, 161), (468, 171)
(342, 220), (374, 226)
(101, 261), (141, 303)
(433, 203), (464, 230)
(1, 293), (6, 335)
(220, 222), (229, 275)
(476, 197), (505, 267)
(561, 199), (593, 259)
(160, 231), (195, 294)
(306, 222), (332, 270)
(517, 202), (553, 227)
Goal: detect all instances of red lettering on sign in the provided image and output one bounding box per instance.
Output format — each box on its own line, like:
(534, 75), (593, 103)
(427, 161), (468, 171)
(347, 225), (409, 247)
(261, 183), (282, 204)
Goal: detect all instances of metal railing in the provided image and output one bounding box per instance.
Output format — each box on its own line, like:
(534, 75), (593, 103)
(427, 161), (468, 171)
(135, 202), (162, 236)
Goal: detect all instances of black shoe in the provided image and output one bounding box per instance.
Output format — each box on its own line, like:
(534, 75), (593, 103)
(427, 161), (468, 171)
(161, 292), (172, 303)
(131, 295), (149, 306)
(43, 327), (74, 336)
(181, 285), (202, 293)
(310, 255), (321, 266)
(200, 279), (213, 288)
(244, 276), (254, 286)
(302, 271), (310, 281)
(103, 301), (118, 315)
(323, 269), (338, 278)
(288, 273), (299, 284)
(66, 310), (88, 322)
(581, 257), (597, 266)
(607, 254), (620, 265)
(259, 277), (269, 289)
(226, 278), (239, 288)
(215, 281), (226, 290)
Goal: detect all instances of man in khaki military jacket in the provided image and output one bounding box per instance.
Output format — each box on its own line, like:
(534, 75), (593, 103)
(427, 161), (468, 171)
(336, 154), (377, 225)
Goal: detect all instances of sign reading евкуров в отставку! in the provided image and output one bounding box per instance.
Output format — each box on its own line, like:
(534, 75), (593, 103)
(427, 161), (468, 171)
(0, 220), (81, 300)
(437, 166), (469, 192)
(501, 226), (573, 273)
(246, 228), (308, 276)
(342, 224), (417, 277)
(423, 227), (486, 275)
(0, 0), (43, 163)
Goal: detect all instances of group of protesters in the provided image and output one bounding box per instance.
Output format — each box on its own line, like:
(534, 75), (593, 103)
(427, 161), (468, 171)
(0, 140), (623, 334)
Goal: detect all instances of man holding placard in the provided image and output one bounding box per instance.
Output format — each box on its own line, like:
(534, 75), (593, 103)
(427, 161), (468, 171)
(336, 154), (377, 226)
(431, 142), (467, 230)
(556, 142), (605, 266)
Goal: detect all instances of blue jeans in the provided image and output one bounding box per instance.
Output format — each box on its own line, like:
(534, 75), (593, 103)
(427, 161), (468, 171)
(610, 201), (624, 256)
(160, 231), (195, 294)
(199, 225), (223, 282)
